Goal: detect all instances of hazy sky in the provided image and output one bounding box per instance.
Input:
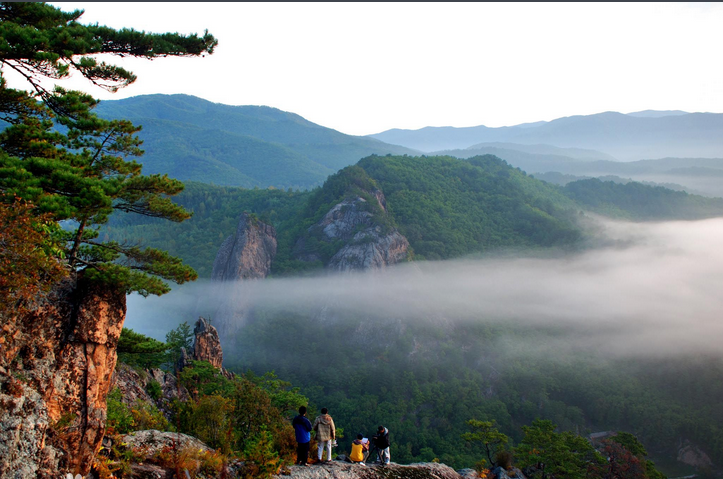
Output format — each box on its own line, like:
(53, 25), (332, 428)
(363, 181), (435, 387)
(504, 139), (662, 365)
(32, 2), (723, 135)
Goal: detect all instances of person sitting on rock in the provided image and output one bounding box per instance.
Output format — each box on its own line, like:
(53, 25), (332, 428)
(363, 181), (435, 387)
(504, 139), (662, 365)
(349, 433), (370, 465)
(312, 407), (336, 463)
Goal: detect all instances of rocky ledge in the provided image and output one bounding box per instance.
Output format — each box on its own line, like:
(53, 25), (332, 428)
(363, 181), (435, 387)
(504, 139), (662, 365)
(274, 460), (475, 479)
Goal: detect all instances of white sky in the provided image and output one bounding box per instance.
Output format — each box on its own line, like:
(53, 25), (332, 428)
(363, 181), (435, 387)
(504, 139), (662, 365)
(29, 2), (723, 135)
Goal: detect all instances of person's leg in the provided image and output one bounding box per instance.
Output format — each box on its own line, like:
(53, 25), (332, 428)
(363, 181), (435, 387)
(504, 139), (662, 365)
(300, 442), (310, 465)
(382, 447), (390, 464)
(296, 442), (302, 464)
(318, 440), (326, 461)
(325, 439), (332, 461)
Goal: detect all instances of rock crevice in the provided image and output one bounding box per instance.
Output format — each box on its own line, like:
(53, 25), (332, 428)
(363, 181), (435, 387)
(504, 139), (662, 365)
(0, 276), (126, 478)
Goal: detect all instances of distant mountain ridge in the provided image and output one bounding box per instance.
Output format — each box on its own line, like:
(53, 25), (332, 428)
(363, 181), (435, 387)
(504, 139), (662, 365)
(94, 94), (416, 189)
(369, 111), (723, 161)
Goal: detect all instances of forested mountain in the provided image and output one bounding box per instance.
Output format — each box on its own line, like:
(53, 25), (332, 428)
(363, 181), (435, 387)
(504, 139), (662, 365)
(104, 154), (723, 279)
(94, 94), (416, 189)
(561, 178), (723, 220)
(369, 111), (723, 160)
(438, 144), (723, 198)
(105, 153), (583, 276)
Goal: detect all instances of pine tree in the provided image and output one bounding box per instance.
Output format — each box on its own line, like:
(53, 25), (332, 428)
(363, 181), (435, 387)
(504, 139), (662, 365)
(0, 2), (217, 296)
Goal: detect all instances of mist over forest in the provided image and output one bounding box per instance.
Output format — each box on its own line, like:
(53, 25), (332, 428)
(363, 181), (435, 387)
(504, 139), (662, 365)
(126, 215), (723, 361)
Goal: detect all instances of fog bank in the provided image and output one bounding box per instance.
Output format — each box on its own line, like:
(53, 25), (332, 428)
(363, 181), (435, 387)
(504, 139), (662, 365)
(127, 217), (723, 359)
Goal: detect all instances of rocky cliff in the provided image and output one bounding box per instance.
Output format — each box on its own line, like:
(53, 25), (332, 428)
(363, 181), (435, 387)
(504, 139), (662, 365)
(0, 276), (126, 478)
(294, 189), (410, 271)
(211, 212), (277, 281)
(190, 317), (223, 369)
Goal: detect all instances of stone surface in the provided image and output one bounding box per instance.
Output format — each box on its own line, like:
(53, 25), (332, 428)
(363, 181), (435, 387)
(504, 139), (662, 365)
(112, 364), (189, 421)
(211, 213), (277, 281)
(273, 460), (465, 479)
(677, 440), (714, 469)
(122, 429), (213, 460)
(293, 190), (410, 271)
(328, 227), (409, 271)
(0, 276), (126, 478)
(191, 317), (223, 369)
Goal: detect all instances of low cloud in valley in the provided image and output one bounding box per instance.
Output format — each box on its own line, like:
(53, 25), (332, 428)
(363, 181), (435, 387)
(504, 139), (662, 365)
(127, 217), (723, 360)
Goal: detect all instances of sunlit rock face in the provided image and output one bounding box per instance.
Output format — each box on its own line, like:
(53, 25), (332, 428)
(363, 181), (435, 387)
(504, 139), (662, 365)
(211, 212), (277, 281)
(0, 276), (125, 478)
(294, 189), (410, 271)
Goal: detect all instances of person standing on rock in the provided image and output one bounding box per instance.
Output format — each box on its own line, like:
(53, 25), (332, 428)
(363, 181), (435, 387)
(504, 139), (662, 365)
(292, 406), (313, 466)
(373, 425), (391, 464)
(312, 407), (336, 463)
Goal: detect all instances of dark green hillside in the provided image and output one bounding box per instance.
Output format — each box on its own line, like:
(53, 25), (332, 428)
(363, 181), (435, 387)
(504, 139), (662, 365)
(104, 154), (723, 280)
(104, 182), (310, 278)
(94, 94), (416, 188)
(357, 154), (581, 259)
(105, 154), (588, 276)
(562, 178), (723, 220)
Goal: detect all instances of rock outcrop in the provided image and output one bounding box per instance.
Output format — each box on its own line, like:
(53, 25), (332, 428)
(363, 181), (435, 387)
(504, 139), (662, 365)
(677, 439), (714, 469)
(274, 460), (467, 479)
(211, 212), (277, 281)
(294, 190), (410, 271)
(122, 429), (214, 459)
(191, 317), (223, 369)
(0, 276), (126, 478)
(113, 364), (189, 420)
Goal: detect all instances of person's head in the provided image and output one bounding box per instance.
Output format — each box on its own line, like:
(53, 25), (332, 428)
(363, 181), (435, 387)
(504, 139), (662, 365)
(321, 407), (328, 415)
(298, 406), (307, 416)
(357, 433), (363, 440)
(378, 426), (385, 433)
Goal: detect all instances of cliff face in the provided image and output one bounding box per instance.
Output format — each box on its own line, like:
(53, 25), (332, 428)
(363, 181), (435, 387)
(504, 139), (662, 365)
(294, 190), (410, 271)
(191, 317), (223, 369)
(211, 213), (277, 281)
(0, 277), (126, 478)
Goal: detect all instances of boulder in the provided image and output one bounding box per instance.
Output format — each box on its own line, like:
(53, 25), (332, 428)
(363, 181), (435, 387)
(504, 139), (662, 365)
(122, 429), (213, 459)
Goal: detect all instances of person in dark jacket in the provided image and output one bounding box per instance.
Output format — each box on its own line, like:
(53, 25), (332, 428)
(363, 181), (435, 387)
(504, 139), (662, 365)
(373, 425), (391, 464)
(292, 406), (313, 466)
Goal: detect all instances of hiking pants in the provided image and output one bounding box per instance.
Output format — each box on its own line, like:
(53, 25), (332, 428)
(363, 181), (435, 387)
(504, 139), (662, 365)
(318, 439), (332, 461)
(296, 441), (310, 465)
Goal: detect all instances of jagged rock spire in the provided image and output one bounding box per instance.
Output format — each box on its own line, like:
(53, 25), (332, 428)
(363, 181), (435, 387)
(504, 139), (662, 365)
(191, 317), (223, 369)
